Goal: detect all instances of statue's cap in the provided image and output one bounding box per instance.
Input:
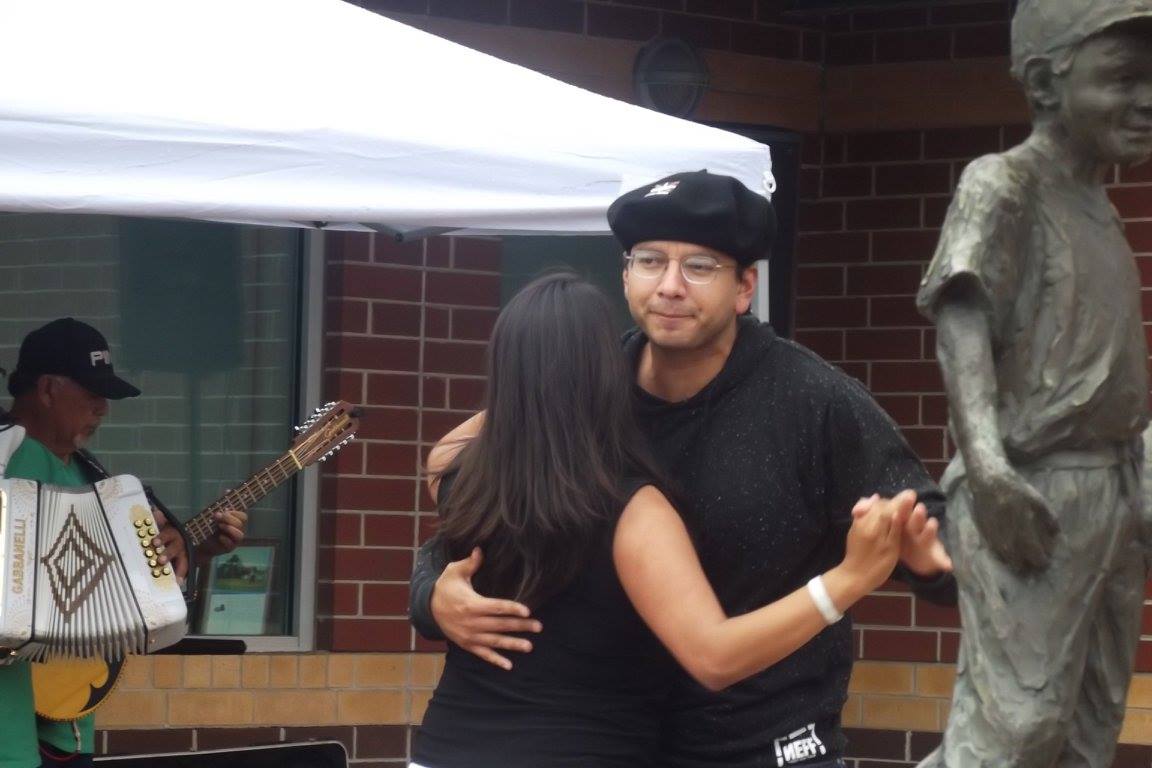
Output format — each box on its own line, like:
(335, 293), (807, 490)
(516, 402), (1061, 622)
(1011, 0), (1152, 79)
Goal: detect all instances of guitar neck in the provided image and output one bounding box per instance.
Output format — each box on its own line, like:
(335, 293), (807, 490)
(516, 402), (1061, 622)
(184, 451), (303, 548)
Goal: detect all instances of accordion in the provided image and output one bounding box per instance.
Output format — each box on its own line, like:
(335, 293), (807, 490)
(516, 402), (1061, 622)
(0, 475), (187, 663)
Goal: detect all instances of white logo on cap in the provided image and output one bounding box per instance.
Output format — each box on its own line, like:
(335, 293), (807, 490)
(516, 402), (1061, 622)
(90, 350), (111, 367)
(645, 181), (679, 197)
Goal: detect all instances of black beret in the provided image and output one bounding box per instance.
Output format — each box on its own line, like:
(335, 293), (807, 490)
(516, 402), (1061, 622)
(607, 170), (776, 266)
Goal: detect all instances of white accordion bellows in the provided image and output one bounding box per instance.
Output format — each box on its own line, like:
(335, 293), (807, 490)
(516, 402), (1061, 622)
(0, 475), (187, 662)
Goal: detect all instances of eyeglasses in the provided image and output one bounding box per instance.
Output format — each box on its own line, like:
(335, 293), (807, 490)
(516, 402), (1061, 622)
(624, 249), (735, 286)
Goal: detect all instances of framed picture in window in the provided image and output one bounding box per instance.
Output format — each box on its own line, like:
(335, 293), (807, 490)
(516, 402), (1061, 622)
(200, 542), (277, 635)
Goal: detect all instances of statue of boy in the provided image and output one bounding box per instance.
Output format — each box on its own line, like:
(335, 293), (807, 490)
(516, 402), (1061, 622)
(916, 2), (1152, 766)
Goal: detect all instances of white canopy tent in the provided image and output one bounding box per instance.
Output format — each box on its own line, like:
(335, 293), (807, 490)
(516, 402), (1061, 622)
(0, 0), (774, 237)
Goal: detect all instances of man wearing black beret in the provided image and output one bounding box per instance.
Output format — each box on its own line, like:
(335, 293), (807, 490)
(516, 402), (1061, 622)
(412, 170), (953, 767)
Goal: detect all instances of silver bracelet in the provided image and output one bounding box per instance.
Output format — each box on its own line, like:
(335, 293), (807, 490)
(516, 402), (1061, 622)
(806, 575), (844, 625)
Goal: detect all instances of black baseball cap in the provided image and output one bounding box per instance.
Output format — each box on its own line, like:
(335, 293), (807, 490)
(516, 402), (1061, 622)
(607, 170), (777, 267)
(8, 318), (141, 399)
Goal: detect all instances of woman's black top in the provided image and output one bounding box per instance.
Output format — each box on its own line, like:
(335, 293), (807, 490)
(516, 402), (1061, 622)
(412, 476), (674, 768)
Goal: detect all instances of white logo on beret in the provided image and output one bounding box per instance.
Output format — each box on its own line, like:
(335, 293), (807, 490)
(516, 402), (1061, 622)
(645, 181), (679, 197)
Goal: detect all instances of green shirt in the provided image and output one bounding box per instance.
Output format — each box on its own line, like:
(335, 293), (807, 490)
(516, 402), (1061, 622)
(0, 435), (94, 768)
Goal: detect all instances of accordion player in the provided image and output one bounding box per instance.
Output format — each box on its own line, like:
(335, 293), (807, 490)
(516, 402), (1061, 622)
(0, 474), (187, 663)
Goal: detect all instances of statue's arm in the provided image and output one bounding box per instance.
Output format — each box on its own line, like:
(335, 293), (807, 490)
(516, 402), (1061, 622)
(935, 284), (1057, 573)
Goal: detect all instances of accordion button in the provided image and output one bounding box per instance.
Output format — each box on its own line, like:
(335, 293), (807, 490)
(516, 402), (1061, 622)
(152, 569), (162, 577)
(145, 549), (155, 557)
(134, 520), (144, 528)
(145, 518), (154, 526)
(163, 566), (172, 576)
(137, 530), (148, 538)
(148, 527), (158, 536)
(149, 558), (158, 567)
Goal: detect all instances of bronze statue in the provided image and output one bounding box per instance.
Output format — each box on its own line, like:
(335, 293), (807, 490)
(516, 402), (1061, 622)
(916, 1), (1152, 766)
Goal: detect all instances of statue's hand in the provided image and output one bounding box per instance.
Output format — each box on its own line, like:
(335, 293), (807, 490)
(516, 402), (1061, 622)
(969, 466), (1058, 574)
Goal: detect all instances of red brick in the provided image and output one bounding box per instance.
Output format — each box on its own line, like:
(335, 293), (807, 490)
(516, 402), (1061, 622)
(1138, 255), (1152, 285)
(366, 442), (420, 477)
(827, 33), (875, 65)
(687, 0), (753, 19)
(449, 378), (488, 410)
(367, 373), (420, 407)
(324, 371), (364, 404)
(509, 0), (584, 34)
(846, 264), (923, 295)
(425, 306), (450, 339)
(587, 4), (659, 40)
(328, 263), (422, 302)
(661, 12), (732, 51)
(281, 727), (354, 757)
(330, 547), (414, 581)
(875, 163), (952, 196)
(824, 134), (847, 164)
(801, 29), (824, 63)
(327, 300), (368, 334)
(370, 302), (421, 337)
(875, 29), (951, 63)
(847, 199), (921, 231)
(414, 635), (447, 653)
(797, 265), (845, 296)
(1119, 161), (1152, 183)
(324, 618), (411, 652)
(328, 232), (372, 262)
(846, 132), (921, 163)
(452, 308), (499, 341)
(874, 394), (920, 426)
(822, 166), (873, 198)
(320, 512), (361, 546)
(373, 237), (422, 266)
(939, 630), (961, 663)
(953, 24), (1010, 58)
(851, 594), (913, 626)
(418, 515), (439, 544)
(1003, 123), (1030, 147)
(424, 376), (447, 408)
(921, 394), (949, 426)
(322, 476), (418, 511)
(794, 329), (845, 361)
(422, 410), (474, 444)
(871, 361), (944, 393)
(364, 514), (417, 547)
(357, 724), (410, 760)
(801, 133), (822, 165)
(838, 361), (870, 386)
(921, 327), (937, 360)
(798, 167), (820, 198)
(845, 328), (922, 360)
(798, 201), (845, 232)
(424, 340), (487, 375)
(318, 581), (360, 615)
(861, 628), (938, 662)
(354, 405), (419, 442)
(794, 297), (868, 329)
(453, 238), (503, 271)
(1109, 186), (1152, 219)
(900, 426), (946, 460)
(731, 22), (800, 58)
(853, 7), (927, 30)
(326, 441), (364, 475)
(325, 336), (420, 372)
(915, 598), (961, 629)
(923, 196), (953, 228)
(426, 271), (500, 307)
(796, 232), (870, 264)
(930, 3), (1009, 25)
(924, 126), (1001, 160)
(871, 230), (940, 263)
(427, 238), (451, 268)
(363, 583), (411, 615)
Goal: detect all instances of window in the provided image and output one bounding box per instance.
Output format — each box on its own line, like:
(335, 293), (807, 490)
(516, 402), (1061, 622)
(0, 213), (317, 645)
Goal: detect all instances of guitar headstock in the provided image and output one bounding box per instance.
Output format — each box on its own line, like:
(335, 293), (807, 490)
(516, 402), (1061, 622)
(290, 401), (361, 467)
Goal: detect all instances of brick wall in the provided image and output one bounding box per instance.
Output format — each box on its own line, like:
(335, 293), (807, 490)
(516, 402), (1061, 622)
(318, 232), (501, 654)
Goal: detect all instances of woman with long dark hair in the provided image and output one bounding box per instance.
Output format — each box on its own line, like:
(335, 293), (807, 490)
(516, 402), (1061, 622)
(411, 272), (919, 768)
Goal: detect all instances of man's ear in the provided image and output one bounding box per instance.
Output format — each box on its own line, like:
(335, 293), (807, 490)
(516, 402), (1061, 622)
(35, 374), (54, 407)
(1023, 58), (1061, 112)
(735, 264), (757, 315)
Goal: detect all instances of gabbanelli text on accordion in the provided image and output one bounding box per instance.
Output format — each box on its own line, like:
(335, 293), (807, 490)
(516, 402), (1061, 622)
(0, 475), (187, 662)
